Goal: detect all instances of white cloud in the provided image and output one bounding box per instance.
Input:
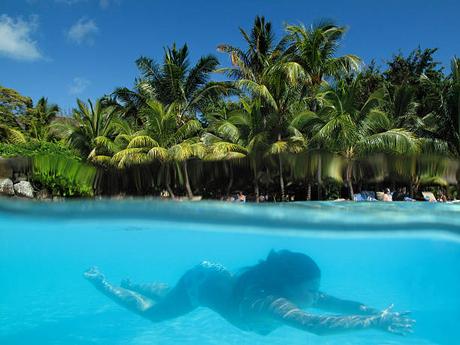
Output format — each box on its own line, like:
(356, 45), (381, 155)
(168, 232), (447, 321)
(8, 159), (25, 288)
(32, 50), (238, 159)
(55, 0), (120, 9)
(0, 14), (42, 61)
(66, 17), (99, 45)
(98, 0), (122, 9)
(69, 77), (91, 95)
(55, 0), (86, 4)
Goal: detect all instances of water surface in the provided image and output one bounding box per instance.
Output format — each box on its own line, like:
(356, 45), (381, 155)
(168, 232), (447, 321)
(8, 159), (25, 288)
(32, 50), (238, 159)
(1, 200), (459, 345)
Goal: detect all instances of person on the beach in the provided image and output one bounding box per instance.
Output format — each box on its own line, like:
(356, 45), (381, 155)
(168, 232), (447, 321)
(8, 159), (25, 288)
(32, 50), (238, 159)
(437, 191), (447, 203)
(84, 250), (414, 336)
(383, 188), (393, 202)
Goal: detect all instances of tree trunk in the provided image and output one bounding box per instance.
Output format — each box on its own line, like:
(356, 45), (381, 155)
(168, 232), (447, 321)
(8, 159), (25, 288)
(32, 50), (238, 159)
(252, 161), (259, 203)
(306, 182), (312, 201)
(279, 154), (285, 201)
(316, 154), (322, 200)
(226, 162), (233, 197)
(183, 160), (193, 199)
(347, 163), (354, 200)
(165, 165), (175, 199)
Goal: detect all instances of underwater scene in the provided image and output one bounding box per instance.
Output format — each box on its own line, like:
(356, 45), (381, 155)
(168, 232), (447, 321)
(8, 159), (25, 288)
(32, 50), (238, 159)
(0, 200), (459, 345)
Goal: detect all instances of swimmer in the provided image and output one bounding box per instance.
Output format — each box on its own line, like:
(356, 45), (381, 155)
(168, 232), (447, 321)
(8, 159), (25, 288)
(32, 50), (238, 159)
(84, 250), (414, 336)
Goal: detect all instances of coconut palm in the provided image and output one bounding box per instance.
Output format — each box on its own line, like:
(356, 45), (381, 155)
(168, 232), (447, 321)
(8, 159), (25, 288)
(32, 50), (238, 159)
(218, 16), (286, 83)
(22, 97), (59, 140)
(218, 15), (302, 126)
(284, 21), (362, 89)
(430, 57), (460, 156)
(168, 138), (206, 198)
(379, 82), (450, 157)
(284, 23), (359, 198)
(303, 79), (421, 198)
(51, 98), (123, 158)
(111, 87), (147, 124)
(266, 115), (309, 200)
(202, 102), (250, 195)
(234, 58), (311, 199)
(112, 99), (203, 198)
(134, 43), (225, 120)
(225, 100), (270, 200)
(86, 119), (136, 167)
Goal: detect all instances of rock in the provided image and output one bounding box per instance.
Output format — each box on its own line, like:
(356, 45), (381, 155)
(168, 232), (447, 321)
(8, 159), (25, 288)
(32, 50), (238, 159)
(16, 175), (28, 182)
(13, 181), (34, 198)
(0, 178), (15, 196)
(36, 189), (51, 200)
(13, 172), (28, 183)
(0, 159), (13, 179)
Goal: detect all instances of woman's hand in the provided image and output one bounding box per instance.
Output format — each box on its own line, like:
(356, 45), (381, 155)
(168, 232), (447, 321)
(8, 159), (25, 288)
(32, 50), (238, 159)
(83, 266), (106, 284)
(374, 304), (415, 336)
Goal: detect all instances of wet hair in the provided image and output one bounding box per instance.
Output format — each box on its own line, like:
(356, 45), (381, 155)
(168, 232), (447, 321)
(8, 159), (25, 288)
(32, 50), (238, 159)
(234, 250), (321, 298)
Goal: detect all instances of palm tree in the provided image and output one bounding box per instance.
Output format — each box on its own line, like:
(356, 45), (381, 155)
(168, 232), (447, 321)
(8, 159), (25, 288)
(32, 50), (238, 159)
(218, 16), (285, 83)
(227, 100), (269, 200)
(284, 21), (362, 199)
(284, 21), (361, 91)
(267, 114), (309, 200)
(23, 97), (59, 140)
(303, 79), (421, 198)
(134, 43), (225, 120)
(202, 102), (249, 196)
(432, 58), (460, 156)
(168, 138), (206, 198)
(51, 98), (123, 158)
(380, 82), (450, 157)
(112, 100), (203, 198)
(234, 59), (311, 199)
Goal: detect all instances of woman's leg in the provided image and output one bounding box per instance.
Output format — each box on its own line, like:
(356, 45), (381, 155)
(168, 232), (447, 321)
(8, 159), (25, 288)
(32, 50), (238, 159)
(84, 267), (195, 322)
(120, 279), (171, 301)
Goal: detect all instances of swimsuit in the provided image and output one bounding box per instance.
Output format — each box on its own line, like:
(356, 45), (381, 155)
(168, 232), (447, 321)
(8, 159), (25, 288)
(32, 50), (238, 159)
(178, 261), (233, 310)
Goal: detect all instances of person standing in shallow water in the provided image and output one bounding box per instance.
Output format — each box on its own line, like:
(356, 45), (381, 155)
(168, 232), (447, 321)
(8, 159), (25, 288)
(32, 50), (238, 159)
(84, 250), (414, 336)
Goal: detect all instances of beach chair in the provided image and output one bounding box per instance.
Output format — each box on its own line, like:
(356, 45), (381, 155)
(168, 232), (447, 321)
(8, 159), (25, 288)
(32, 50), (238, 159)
(421, 192), (436, 202)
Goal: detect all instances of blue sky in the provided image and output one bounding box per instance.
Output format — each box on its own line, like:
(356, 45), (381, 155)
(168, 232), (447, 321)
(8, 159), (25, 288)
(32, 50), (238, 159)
(1, 0), (459, 113)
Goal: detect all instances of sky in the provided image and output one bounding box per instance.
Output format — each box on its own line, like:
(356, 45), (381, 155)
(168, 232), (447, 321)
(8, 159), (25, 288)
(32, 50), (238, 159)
(1, 0), (459, 113)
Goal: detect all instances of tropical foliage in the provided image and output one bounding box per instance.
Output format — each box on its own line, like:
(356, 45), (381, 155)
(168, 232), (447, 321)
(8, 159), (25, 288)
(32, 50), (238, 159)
(1, 17), (459, 200)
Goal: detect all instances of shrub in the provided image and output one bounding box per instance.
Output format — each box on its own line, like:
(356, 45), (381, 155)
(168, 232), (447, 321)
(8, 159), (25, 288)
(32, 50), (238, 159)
(32, 155), (96, 197)
(0, 140), (82, 160)
(0, 141), (95, 197)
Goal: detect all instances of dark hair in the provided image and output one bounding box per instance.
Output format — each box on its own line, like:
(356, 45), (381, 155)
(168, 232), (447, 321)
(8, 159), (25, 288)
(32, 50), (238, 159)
(234, 250), (321, 298)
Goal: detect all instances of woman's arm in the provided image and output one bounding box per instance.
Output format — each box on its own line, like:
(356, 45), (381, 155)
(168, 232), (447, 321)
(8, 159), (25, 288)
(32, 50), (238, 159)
(256, 296), (413, 336)
(314, 292), (379, 315)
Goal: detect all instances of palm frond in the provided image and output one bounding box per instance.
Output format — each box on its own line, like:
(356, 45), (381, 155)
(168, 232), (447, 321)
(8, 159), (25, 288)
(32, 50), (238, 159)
(127, 135), (159, 149)
(357, 129), (420, 155)
(0, 124), (27, 144)
(148, 146), (169, 162)
(236, 79), (278, 111)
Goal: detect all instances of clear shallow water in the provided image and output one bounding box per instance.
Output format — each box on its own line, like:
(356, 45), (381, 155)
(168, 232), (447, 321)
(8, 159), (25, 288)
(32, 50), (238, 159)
(0, 199), (459, 345)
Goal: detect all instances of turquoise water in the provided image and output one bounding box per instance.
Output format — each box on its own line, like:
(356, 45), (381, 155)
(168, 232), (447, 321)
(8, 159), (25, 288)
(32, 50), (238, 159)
(1, 199), (459, 345)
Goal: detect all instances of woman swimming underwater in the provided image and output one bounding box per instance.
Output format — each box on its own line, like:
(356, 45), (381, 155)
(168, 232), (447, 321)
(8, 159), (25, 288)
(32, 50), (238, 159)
(84, 250), (414, 336)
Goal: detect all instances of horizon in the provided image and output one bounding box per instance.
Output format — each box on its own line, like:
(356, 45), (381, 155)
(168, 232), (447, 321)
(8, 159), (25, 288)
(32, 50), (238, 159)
(1, 0), (459, 112)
